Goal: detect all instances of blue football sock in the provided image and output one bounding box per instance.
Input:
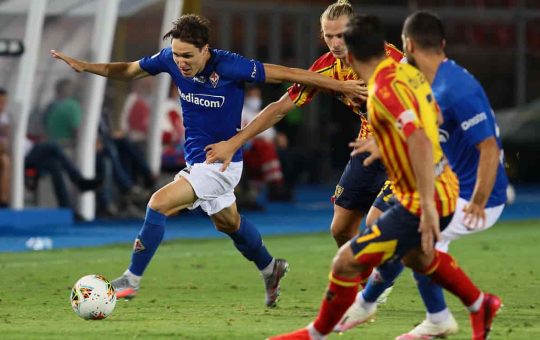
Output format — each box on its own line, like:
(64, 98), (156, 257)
(128, 207), (166, 276)
(226, 216), (273, 270)
(413, 271), (447, 314)
(362, 261), (404, 303)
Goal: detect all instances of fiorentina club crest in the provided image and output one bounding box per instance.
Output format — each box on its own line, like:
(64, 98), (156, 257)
(133, 238), (145, 252)
(209, 71), (219, 88)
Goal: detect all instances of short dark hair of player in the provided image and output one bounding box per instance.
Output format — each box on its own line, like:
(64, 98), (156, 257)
(403, 11), (445, 51)
(163, 14), (210, 49)
(343, 15), (386, 62)
(0, 88), (6, 96)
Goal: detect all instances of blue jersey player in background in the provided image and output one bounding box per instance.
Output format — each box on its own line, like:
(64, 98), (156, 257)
(52, 14), (363, 308)
(336, 11), (507, 339)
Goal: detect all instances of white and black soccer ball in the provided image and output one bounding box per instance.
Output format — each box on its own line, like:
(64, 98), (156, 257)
(70, 274), (116, 320)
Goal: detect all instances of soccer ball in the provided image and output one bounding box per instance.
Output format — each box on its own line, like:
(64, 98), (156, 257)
(70, 274), (116, 320)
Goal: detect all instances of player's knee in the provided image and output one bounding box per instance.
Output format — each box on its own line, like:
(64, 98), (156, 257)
(365, 207), (383, 227)
(402, 248), (434, 272)
(213, 213), (240, 234)
(214, 220), (237, 233)
(365, 213), (377, 228)
(330, 221), (356, 240)
(147, 191), (169, 214)
(331, 243), (362, 276)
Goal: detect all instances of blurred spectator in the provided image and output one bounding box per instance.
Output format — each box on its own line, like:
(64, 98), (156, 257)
(275, 82), (303, 147)
(109, 131), (157, 191)
(161, 86), (184, 146)
(25, 140), (101, 211)
(241, 85), (293, 202)
(43, 78), (82, 145)
(161, 86), (186, 172)
(0, 88), (10, 207)
(113, 78), (158, 188)
(119, 78), (153, 144)
(96, 111), (154, 218)
(0, 88), (99, 214)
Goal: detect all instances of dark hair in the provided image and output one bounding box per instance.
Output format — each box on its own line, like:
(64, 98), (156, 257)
(403, 11), (445, 51)
(163, 14), (210, 49)
(0, 88), (6, 96)
(343, 15), (386, 62)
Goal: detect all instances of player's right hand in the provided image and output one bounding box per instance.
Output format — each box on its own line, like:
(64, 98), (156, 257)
(50, 50), (84, 72)
(418, 203), (440, 253)
(349, 136), (380, 165)
(342, 79), (368, 102)
(462, 201), (486, 230)
(204, 140), (236, 172)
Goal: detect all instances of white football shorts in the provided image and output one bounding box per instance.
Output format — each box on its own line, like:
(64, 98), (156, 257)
(436, 197), (505, 252)
(175, 161), (243, 215)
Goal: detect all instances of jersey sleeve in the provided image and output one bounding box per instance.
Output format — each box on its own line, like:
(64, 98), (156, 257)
(384, 43), (405, 63)
(453, 94), (494, 145)
(220, 52), (266, 83)
(287, 56), (333, 107)
(374, 80), (422, 138)
(139, 48), (170, 76)
(287, 82), (318, 107)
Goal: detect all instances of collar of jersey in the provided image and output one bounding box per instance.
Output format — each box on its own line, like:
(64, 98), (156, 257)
(432, 58), (452, 88)
(196, 48), (216, 78)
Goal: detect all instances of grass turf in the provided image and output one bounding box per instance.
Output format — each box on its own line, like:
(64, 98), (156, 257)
(0, 220), (539, 339)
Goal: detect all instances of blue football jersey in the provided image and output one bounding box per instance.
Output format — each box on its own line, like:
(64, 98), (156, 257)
(432, 59), (508, 207)
(139, 48), (266, 164)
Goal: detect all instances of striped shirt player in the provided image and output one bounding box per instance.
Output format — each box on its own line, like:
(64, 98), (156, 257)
(288, 43), (404, 141)
(349, 57), (459, 263)
(288, 43), (404, 224)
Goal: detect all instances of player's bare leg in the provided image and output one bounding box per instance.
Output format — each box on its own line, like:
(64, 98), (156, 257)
(270, 242), (374, 340)
(365, 205), (383, 227)
(330, 205), (365, 247)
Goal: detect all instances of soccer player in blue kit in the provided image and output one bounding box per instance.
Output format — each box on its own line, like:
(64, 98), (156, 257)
(51, 14), (364, 307)
(336, 11), (507, 339)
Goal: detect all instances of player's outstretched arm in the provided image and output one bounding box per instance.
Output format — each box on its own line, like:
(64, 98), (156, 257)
(205, 93), (295, 171)
(50, 50), (149, 81)
(463, 136), (500, 229)
(407, 129), (440, 253)
(263, 63), (367, 101)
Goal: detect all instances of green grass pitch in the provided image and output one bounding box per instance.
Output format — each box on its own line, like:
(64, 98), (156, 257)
(0, 221), (539, 339)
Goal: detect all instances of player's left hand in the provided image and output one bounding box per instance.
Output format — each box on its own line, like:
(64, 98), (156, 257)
(341, 79), (368, 102)
(419, 203), (440, 253)
(462, 202), (486, 230)
(204, 140), (236, 172)
(349, 137), (380, 165)
(50, 50), (85, 72)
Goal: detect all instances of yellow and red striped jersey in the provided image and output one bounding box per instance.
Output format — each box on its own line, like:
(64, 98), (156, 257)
(367, 57), (459, 216)
(288, 43), (403, 140)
